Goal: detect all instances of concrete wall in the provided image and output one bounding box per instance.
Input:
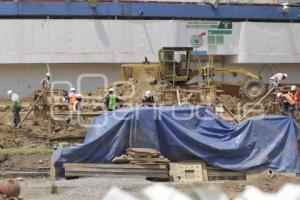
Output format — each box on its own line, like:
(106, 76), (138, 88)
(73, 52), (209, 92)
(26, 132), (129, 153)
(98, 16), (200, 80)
(0, 63), (120, 97)
(1, 62), (299, 97)
(0, 19), (300, 97)
(0, 19), (300, 63)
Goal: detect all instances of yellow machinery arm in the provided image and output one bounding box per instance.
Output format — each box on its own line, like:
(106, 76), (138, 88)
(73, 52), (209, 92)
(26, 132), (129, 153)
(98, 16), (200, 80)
(198, 55), (265, 99)
(214, 67), (261, 80)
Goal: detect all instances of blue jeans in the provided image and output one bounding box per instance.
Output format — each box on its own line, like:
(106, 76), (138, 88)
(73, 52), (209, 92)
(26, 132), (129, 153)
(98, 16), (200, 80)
(270, 80), (278, 88)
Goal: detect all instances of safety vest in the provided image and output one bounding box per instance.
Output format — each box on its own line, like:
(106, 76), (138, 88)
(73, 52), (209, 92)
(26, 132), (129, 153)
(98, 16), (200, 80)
(68, 93), (76, 106)
(282, 93), (296, 105)
(12, 93), (21, 109)
(16, 99), (22, 109)
(108, 94), (117, 110)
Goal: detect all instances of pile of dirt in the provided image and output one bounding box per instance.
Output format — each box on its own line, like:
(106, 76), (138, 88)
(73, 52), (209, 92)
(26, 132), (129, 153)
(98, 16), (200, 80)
(218, 94), (277, 119)
(0, 129), (19, 148)
(0, 149), (51, 171)
(247, 170), (300, 193)
(94, 79), (164, 106)
(0, 125), (48, 148)
(218, 94), (240, 114)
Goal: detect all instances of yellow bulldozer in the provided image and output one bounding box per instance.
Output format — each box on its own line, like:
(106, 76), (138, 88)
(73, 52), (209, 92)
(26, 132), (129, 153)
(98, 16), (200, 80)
(121, 47), (192, 85)
(197, 55), (265, 99)
(121, 47), (265, 99)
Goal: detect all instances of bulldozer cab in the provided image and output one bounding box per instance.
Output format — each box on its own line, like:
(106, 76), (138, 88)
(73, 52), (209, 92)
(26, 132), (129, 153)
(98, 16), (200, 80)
(158, 47), (193, 85)
(120, 63), (159, 83)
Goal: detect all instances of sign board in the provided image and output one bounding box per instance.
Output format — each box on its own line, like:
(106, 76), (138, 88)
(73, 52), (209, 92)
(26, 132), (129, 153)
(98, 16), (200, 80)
(185, 21), (233, 55)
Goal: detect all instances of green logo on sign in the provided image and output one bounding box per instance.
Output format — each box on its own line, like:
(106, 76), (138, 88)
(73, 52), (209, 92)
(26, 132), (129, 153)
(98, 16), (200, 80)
(190, 32), (206, 48)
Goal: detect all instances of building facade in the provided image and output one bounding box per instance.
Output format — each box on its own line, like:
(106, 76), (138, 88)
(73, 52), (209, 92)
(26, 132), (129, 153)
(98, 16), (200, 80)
(0, 1), (300, 96)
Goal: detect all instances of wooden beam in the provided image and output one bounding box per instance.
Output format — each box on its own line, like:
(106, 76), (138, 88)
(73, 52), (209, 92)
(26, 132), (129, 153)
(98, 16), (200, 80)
(50, 112), (103, 117)
(216, 96), (240, 123)
(63, 163), (167, 169)
(17, 95), (41, 128)
(64, 168), (167, 174)
(242, 87), (274, 120)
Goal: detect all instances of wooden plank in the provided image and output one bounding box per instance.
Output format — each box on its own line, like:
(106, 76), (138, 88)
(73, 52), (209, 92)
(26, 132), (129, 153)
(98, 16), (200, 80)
(65, 172), (169, 179)
(129, 157), (169, 163)
(201, 161), (209, 182)
(38, 167), (51, 171)
(127, 154), (159, 158)
(64, 170), (169, 178)
(206, 166), (246, 180)
(63, 163), (167, 169)
(64, 167), (167, 174)
(17, 95), (41, 128)
(242, 87), (274, 120)
(208, 171), (246, 177)
(50, 157), (57, 180)
(129, 161), (167, 165)
(51, 112), (103, 117)
(126, 148), (159, 154)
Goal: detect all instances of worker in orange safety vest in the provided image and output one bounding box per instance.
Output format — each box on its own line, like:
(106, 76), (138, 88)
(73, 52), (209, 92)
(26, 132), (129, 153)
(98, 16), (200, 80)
(277, 92), (295, 116)
(290, 85), (300, 111)
(67, 88), (76, 110)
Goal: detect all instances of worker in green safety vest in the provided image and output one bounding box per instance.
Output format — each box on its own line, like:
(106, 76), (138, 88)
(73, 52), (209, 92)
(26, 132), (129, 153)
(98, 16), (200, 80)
(105, 88), (120, 111)
(7, 90), (22, 128)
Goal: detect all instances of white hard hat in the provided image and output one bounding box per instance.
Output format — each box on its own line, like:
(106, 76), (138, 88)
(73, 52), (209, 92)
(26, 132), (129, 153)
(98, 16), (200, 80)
(7, 90), (13, 96)
(216, 104), (224, 113)
(145, 90), (151, 97)
(276, 93), (282, 98)
(46, 72), (51, 77)
(70, 87), (76, 92)
(76, 93), (82, 98)
(291, 85), (297, 91)
(109, 88), (114, 92)
(174, 54), (181, 63)
(283, 73), (288, 78)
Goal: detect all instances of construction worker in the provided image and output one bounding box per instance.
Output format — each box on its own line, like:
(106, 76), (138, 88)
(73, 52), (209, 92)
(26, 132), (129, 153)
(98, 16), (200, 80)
(40, 72), (52, 89)
(105, 88), (120, 111)
(290, 85), (300, 111)
(277, 92), (295, 116)
(142, 90), (155, 107)
(73, 94), (83, 111)
(270, 73), (287, 88)
(7, 90), (21, 128)
(67, 88), (76, 110)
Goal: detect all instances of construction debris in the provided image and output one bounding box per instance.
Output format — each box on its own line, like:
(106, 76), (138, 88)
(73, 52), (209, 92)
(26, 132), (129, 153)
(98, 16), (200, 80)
(169, 161), (208, 183)
(62, 148), (170, 180)
(112, 148), (169, 165)
(169, 161), (246, 183)
(95, 79), (164, 106)
(63, 163), (169, 180)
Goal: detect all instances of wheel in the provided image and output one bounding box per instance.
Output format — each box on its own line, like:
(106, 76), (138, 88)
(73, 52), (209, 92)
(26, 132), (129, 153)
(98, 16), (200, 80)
(240, 79), (265, 100)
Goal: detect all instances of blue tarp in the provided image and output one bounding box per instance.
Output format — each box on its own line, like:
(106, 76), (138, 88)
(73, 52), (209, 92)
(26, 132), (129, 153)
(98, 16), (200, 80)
(54, 106), (300, 176)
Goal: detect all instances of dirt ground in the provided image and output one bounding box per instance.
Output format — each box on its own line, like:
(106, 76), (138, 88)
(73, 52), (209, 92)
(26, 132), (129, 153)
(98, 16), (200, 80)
(13, 171), (300, 200)
(0, 146), (51, 171)
(0, 91), (300, 200)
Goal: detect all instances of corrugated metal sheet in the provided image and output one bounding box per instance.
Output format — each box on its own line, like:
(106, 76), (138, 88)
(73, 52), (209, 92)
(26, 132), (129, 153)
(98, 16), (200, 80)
(0, 2), (298, 21)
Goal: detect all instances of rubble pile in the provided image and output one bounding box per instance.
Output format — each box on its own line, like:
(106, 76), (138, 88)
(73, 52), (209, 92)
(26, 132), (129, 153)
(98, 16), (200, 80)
(95, 79), (164, 106)
(218, 94), (240, 114)
(0, 125), (48, 149)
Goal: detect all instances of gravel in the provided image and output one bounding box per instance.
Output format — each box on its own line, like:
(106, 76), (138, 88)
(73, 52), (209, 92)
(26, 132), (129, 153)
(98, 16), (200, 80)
(20, 177), (155, 200)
